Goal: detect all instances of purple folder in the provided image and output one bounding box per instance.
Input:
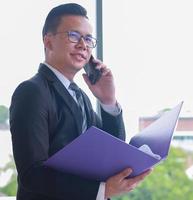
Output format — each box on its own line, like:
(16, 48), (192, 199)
(44, 102), (183, 181)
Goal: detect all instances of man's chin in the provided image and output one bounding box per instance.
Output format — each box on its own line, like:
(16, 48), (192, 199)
(73, 65), (84, 73)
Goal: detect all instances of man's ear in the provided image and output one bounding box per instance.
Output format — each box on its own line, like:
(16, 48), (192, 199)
(43, 34), (53, 51)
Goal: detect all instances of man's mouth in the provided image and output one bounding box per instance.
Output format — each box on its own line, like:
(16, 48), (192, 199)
(71, 53), (86, 61)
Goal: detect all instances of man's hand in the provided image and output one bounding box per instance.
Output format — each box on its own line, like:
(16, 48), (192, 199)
(105, 168), (152, 199)
(82, 59), (116, 105)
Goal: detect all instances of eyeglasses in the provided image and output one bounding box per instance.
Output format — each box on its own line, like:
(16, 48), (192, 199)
(55, 31), (97, 48)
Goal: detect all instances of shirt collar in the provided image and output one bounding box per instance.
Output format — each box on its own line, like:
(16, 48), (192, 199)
(43, 62), (71, 89)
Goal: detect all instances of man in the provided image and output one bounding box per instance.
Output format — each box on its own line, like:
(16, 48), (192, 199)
(10, 3), (151, 200)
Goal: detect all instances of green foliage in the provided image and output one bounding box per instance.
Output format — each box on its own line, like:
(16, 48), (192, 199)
(0, 155), (17, 196)
(113, 147), (193, 200)
(1, 175), (17, 196)
(0, 105), (9, 124)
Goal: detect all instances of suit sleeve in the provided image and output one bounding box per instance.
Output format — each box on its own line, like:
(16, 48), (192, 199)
(10, 81), (99, 199)
(100, 106), (126, 141)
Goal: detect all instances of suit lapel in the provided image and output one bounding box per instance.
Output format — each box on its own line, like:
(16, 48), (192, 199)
(38, 63), (83, 134)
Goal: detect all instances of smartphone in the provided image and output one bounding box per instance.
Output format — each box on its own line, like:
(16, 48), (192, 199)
(84, 55), (102, 85)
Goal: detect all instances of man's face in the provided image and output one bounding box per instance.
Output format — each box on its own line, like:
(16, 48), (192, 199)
(45, 15), (93, 74)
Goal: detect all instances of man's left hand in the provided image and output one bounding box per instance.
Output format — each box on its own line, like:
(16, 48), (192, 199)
(82, 59), (116, 105)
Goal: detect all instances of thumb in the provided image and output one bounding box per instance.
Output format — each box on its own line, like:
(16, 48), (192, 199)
(116, 168), (133, 182)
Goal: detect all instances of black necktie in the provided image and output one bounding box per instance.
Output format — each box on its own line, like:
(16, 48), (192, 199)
(69, 82), (87, 133)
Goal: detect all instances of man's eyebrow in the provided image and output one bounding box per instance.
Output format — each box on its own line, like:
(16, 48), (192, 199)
(66, 30), (79, 33)
(86, 34), (93, 37)
(66, 30), (93, 39)
(70, 30), (93, 37)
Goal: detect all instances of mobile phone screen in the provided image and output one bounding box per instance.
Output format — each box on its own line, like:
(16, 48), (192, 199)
(84, 55), (102, 84)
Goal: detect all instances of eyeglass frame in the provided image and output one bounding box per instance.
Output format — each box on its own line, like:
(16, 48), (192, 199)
(53, 30), (97, 48)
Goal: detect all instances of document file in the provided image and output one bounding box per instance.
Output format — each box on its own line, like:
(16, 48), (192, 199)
(44, 102), (183, 181)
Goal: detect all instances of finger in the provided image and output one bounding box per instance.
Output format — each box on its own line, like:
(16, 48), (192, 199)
(132, 169), (152, 183)
(102, 68), (111, 76)
(95, 64), (106, 71)
(126, 182), (139, 191)
(115, 168), (133, 182)
(124, 175), (146, 191)
(95, 64), (110, 74)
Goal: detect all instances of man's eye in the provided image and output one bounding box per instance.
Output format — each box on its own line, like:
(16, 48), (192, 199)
(85, 37), (92, 43)
(70, 32), (77, 36)
(69, 32), (80, 38)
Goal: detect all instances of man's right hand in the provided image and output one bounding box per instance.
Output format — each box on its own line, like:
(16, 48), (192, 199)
(105, 168), (152, 199)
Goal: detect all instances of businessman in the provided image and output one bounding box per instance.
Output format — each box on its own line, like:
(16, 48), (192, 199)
(10, 3), (151, 200)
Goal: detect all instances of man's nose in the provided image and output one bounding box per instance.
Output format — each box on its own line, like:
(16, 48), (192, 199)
(76, 37), (87, 50)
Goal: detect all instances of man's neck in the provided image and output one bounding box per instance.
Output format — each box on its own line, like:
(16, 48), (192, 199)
(45, 60), (76, 81)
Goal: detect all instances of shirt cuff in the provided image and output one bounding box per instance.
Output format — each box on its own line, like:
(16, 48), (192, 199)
(100, 101), (121, 116)
(96, 182), (107, 200)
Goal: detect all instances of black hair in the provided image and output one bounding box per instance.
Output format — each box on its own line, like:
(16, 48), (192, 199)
(42, 3), (88, 38)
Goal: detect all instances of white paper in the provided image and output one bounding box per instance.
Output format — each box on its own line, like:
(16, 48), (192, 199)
(138, 144), (161, 160)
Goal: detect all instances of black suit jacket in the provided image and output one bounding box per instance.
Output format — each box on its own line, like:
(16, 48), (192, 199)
(10, 63), (125, 200)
